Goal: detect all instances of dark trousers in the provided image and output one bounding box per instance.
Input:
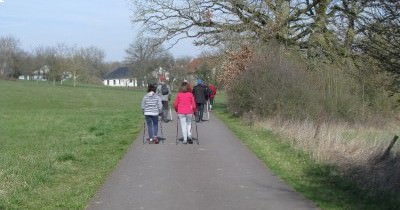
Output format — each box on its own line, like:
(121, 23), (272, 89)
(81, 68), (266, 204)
(145, 115), (158, 138)
(196, 103), (204, 122)
(161, 101), (169, 121)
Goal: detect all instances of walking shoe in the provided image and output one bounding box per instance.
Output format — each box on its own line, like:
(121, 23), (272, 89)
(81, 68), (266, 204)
(154, 137), (159, 144)
(149, 138), (153, 144)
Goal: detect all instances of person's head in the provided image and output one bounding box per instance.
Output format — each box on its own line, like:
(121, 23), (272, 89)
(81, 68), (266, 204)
(197, 79), (203, 85)
(179, 82), (189, 93)
(159, 76), (166, 83)
(147, 83), (157, 92)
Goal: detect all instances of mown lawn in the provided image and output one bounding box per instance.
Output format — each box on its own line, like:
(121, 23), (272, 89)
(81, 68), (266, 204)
(213, 92), (400, 210)
(0, 80), (144, 209)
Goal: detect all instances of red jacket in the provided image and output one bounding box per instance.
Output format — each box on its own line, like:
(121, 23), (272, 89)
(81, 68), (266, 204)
(209, 84), (217, 99)
(174, 92), (196, 114)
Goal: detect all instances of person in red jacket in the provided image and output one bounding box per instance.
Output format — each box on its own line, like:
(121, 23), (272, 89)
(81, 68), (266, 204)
(174, 82), (196, 144)
(208, 84), (217, 111)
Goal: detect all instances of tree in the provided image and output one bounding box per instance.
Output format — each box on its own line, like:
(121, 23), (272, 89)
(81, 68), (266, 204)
(169, 57), (192, 83)
(12, 51), (36, 78)
(358, 0), (400, 91)
(0, 36), (22, 77)
(74, 46), (106, 84)
(34, 45), (68, 84)
(361, 1), (400, 74)
(125, 36), (170, 85)
(131, 0), (284, 46)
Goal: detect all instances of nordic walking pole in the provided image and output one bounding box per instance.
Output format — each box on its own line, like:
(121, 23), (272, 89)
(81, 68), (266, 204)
(194, 115), (199, 144)
(143, 121), (146, 144)
(169, 105), (173, 121)
(176, 116), (179, 145)
(206, 100), (210, 121)
(159, 115), (164, 142)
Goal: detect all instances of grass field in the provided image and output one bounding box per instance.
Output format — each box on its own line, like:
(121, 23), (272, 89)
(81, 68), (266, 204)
(0, 80), (144, 209)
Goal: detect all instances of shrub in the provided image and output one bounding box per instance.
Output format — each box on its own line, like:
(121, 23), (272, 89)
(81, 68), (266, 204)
(225, 42), (394, 122)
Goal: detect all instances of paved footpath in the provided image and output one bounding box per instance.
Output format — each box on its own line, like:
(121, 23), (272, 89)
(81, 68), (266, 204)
(86, 113), (317, 210)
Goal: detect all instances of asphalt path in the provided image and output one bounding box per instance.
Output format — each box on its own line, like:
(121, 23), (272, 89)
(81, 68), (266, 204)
(86, 112), (317, 210)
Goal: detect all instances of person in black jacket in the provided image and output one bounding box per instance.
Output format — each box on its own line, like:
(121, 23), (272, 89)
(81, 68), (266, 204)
(192, 79), (208, 122)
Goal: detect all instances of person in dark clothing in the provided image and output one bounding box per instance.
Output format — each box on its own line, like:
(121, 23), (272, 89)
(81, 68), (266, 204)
(192, 79), (208, 122)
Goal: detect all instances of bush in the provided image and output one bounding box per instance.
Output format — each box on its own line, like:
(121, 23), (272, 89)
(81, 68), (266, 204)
(225, 42), (393, 122)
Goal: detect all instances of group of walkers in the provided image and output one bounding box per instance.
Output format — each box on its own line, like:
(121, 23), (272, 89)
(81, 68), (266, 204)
(141, 77), (216, 144)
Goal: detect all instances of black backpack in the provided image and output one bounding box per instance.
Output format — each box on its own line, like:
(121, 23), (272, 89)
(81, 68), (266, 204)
(204, 86), (212, 100)
(161, 84), (169, 95)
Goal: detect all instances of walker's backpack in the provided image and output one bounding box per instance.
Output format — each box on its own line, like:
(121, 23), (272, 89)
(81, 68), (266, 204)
(161, 84), (169, 95)
(204, 86), (212, 100)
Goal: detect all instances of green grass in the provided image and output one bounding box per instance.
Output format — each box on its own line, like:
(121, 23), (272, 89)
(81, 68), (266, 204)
(0, 80), (144, 209)
(213, 92), (400, 210)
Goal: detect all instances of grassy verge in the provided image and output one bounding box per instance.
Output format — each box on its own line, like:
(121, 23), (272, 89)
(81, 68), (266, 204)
(213, 94), (399, 210)
(0, 80), (144, 209)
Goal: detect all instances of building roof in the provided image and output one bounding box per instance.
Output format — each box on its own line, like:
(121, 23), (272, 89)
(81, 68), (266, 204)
(104, 67), (132, 79)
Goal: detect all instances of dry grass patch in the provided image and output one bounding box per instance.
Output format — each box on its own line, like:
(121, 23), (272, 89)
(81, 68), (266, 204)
(255, 116), (400, 193)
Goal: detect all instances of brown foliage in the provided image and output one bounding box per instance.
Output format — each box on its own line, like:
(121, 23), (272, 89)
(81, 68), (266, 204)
(219, 45), (254, 89)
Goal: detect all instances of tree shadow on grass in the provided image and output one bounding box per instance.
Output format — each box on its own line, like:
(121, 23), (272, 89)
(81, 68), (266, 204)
(301, 159), (400, 210)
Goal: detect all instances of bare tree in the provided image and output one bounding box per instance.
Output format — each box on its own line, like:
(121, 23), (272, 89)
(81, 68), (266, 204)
(34, 45), (68, 84)
(0, 36), (22, 77)
(75, 46), (106, 84)
(361, 0), (400, 74)
(131, 0), (282, 46)
(169, 57), (192, 83)
(12, 51), (36, 78)
(358, 0), (400, 91)
(125, 36), (167, 85)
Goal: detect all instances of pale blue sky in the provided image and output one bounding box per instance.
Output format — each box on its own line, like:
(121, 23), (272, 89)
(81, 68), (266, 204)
(0, 0), (204, 61)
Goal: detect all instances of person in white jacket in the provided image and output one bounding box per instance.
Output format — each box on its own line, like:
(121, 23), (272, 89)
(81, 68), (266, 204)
(141, 83), (162, 143)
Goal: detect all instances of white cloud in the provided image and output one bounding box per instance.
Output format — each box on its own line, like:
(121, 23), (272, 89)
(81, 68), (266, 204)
(0, 0), (5, 3)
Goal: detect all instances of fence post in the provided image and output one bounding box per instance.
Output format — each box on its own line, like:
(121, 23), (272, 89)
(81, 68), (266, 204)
(377, 135), (398, 163)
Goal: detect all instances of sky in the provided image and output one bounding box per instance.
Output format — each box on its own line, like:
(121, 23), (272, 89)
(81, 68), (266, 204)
(0, 0), (205, 62)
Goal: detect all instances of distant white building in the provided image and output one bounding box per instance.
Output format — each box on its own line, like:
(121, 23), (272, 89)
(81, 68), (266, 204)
(18, 65), (49, 81)
(103, 67), (138, 87)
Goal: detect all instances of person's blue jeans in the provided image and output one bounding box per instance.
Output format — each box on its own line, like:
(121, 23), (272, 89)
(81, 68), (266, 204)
(145, 115), (158, 139)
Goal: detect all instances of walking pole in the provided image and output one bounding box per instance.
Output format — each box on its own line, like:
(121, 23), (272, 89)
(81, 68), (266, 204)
(206, 100), (210, 121)
(176, 116), (179, 145)
(143, 120), (146, 144)
(159, 116), (164, 143)
(194, 115), (199, 144)
(169, 105), (173, 121)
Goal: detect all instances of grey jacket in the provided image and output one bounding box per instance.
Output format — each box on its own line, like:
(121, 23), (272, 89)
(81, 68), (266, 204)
(156, 82), (171, 102)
